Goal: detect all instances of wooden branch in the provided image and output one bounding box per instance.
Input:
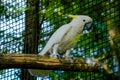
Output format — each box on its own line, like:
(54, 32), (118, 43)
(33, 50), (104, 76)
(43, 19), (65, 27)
(0, 54), (99, 72)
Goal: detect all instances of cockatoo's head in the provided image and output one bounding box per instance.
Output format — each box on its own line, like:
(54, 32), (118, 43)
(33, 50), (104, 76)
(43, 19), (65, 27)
(69, 15), (92, 31)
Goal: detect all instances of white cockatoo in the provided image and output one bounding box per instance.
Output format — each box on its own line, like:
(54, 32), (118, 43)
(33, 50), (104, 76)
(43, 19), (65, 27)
(28, 15), (93, 77)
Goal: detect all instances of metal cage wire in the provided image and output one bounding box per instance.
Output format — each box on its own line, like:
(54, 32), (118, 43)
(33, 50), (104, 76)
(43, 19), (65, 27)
(0, 0), (119, 80)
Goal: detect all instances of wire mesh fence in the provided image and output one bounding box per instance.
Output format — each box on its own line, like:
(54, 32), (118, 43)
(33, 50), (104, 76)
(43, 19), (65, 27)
(0, 0), (120, 80)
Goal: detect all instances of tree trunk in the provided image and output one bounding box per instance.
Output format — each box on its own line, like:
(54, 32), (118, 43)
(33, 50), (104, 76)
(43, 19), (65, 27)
(22, 0), (40, 79)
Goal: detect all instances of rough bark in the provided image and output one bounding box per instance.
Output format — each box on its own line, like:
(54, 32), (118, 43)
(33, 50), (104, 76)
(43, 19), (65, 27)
(0, 54), (99, 72)
(22, 0), (40, 79)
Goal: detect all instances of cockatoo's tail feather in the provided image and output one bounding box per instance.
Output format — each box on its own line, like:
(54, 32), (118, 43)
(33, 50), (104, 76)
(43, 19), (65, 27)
(29, 15), (93, 77)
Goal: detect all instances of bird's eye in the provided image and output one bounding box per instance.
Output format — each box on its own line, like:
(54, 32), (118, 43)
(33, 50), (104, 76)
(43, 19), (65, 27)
(83, 19), (86, 22)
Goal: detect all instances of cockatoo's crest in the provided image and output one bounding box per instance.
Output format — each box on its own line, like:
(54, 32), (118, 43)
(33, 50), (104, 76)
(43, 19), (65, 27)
(29, 15), (93, 77)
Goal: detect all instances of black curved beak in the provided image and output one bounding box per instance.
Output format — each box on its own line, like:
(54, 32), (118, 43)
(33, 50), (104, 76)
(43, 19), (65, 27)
(83, 22), (92, 30)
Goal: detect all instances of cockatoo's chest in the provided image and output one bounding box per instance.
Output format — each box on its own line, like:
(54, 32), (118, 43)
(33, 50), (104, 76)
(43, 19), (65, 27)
(58, 27), (83, 54)
(61, 26), (82, 44)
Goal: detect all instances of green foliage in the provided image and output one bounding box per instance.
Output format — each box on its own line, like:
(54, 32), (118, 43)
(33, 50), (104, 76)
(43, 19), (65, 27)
(0, 0), (119, 79)
(0, 70), (4, 74)
(0, 1), (6, 16)
(37, 0), (117, 79)
(0, 0), (26, 19)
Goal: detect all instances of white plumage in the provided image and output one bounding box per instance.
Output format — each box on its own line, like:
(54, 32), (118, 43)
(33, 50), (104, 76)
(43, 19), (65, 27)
(28, 15), (93, 77)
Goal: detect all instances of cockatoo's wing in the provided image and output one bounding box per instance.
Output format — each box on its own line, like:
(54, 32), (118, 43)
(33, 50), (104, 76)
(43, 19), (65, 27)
(28, 15), (93, 77)
(28, 24), (72, 77)
(39, 24), (72, 55)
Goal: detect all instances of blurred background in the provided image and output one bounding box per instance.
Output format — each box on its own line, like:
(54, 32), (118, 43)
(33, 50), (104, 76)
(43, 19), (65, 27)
(0, 0), (120, 80)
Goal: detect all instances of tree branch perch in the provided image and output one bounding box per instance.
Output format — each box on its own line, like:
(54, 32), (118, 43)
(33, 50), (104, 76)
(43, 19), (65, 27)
(0, 54), (99, 72)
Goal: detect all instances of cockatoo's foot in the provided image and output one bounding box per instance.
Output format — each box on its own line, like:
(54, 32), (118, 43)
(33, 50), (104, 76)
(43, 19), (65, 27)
(56, 55), (63, 59)
(50, 53), (59, 58)
(63, 55), (74, 63)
